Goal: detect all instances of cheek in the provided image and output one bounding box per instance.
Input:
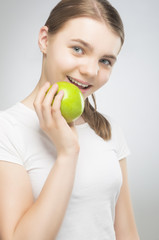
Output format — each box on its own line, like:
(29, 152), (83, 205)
(56, 46), (77, 65)
(98, 71), (111, 87)
(56, 56), (79, 76)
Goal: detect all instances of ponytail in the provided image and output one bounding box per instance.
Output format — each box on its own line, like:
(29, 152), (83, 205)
(82, 94), (111, 141)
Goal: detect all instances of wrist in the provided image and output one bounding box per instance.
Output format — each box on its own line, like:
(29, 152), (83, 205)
(57, 144), (80, 157)
(57, 148), (80, 165)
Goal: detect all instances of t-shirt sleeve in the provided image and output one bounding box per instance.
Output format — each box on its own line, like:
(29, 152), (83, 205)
(108, 117), (131, 161)
(0, 116), (23, 166)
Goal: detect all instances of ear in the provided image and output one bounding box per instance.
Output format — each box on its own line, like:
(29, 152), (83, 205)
(38, 26), (49, 54)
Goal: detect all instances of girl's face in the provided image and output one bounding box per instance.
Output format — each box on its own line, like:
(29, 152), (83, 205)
(40, 17), (121, 99)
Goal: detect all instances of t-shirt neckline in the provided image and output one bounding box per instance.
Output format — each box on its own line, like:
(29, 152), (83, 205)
(16, 102), (89, 128)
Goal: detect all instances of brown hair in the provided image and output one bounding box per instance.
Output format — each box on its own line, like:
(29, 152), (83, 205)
(45, 0), (125, 141)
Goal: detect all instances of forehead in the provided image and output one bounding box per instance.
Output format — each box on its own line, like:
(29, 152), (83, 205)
(50, 17), (121, 56)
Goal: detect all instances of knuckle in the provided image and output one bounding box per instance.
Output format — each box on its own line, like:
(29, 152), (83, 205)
(41, 103), (47, 110)
(40, 84), (45, 91)
(46, 122), (53, 130)
(40, 121), (53, 131)
(51, 106), (59, 113)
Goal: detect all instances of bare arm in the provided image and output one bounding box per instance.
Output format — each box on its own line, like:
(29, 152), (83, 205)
(0, 155), (78, 240)
(114, 158), (140, 240)
(0, 82), (80, 240)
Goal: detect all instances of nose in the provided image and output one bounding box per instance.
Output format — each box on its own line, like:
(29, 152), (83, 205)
(79, 59), (99, 78)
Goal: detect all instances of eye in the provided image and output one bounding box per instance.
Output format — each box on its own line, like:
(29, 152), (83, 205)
(100, 59), (112, 66)
(72, 46), (84, 54)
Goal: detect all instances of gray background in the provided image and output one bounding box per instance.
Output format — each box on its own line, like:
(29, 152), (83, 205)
(0, 0), (159, 239)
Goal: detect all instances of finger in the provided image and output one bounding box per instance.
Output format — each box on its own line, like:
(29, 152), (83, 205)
(34, 81), (51, 105)
(42, 83), (59, 124)
(42, 83), (58, 106)
(51, 90), (64, 121)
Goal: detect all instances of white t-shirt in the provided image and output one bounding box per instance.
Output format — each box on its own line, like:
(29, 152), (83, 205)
(0, 102), (130, 240)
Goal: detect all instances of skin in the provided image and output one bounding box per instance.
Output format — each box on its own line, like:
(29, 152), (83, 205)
(39, 18), (120, 98)
(22, 17), (121, 124)
(0, 17), (140, 239)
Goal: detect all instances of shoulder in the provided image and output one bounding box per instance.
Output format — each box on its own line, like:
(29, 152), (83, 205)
(0, 103), (25, 147)
(0, 105), (18, 129)
(103, 114), (127, 140)
(0, 102), (36, 128)
(0, 105), (25, 166)
(103, 113), (131, 160)
(0, 106), (19, 143)
(103, 114), (122, 134)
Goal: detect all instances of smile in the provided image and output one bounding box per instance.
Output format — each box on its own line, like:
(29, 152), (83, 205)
(67, 76), (91, 89)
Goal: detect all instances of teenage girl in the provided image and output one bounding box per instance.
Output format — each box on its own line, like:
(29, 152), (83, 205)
(0, 0), (140, 239)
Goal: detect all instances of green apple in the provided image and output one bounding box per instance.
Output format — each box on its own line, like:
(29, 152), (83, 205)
(47, 81), (85, 123)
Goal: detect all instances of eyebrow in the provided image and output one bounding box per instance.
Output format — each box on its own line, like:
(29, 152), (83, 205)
(70, 38), (117, 61)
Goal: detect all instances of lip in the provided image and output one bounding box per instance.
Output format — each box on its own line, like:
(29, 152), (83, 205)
(67, 75), (91, 86)
(78, 86), (92, 94)
(66, 76), (92, 95)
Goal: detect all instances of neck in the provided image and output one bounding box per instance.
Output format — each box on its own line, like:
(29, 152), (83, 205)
(21, 82), (40, 111)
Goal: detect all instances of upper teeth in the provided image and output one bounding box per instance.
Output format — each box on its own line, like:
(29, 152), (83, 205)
(68, 76), (89, 88)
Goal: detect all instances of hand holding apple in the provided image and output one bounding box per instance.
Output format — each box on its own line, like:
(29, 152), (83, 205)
(47, 81), (85, 123)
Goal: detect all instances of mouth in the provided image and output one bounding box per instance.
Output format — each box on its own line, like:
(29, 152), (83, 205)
(67, 76), (92, 90)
